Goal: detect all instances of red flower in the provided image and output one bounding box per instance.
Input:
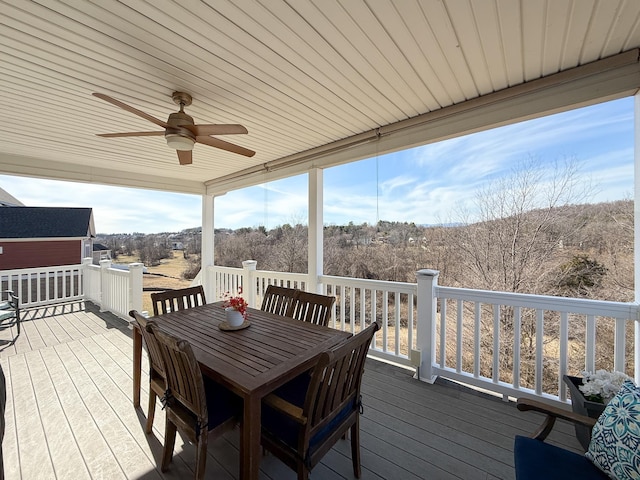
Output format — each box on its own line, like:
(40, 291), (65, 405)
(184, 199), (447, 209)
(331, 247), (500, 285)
(222, 288), (249, 319)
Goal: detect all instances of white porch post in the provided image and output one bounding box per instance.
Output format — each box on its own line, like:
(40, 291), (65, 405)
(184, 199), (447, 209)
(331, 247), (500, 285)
(81, 257), (92, 300)
(201, 194), (215, 303)
(99, 259), (112, 312)
(308, 168), (324, 293)
(634, 92), (640, 385)
(416, 269), (439, 383)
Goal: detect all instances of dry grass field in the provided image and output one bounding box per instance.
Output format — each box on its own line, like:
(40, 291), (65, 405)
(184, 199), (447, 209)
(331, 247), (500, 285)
(114, 253), (192, 315)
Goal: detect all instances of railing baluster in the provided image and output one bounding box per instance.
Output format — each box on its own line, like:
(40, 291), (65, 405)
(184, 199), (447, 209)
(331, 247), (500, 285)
(586, 314), (596, 372)
(440, 299), (447, 368)
(535, 309), (544, 395)
(614, 317), (626, 372)
(559, 311), (569, 400)
(456, 299), (463, 374)
(513, 306), (521, 388)
(493, 304), (500, 383)
(474, 301), (481, 378)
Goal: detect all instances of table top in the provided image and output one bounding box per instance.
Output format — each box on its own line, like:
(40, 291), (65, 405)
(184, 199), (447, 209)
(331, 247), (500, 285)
(151, 302), (351, 398)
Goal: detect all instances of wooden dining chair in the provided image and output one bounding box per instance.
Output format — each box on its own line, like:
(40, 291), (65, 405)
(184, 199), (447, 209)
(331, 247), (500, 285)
(260, 284), (298, 316)
(151, 285), (206, 316)
(147, 323), (240, 479)
(286, 290), (336, 327)
(261, 322), (379, 480)
(129, 310), (166, 434)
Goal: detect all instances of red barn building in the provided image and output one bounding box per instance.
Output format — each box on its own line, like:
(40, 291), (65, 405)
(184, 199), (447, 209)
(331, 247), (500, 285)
(0, 207), (95, 270)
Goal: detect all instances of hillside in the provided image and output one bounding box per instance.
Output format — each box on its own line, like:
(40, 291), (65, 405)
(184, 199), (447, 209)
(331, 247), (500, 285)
(99, 199), (634, 303)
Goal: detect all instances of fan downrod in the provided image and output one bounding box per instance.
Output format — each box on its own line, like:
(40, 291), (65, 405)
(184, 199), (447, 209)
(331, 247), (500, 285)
(172, 91), (192, 107)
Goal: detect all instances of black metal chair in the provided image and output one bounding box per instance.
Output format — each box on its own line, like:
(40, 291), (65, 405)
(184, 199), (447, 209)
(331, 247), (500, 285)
(0, 290), (20, 338)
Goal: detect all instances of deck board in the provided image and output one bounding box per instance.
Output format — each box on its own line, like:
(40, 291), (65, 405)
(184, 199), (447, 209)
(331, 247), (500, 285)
(0, 301), (585, 479)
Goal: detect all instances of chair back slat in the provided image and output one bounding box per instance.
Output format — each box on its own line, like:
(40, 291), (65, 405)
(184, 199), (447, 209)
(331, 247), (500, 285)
(260, 285), (297, 316)
(129, 310), (165, 379)
(149, 324), (208, 423)
(151, 286), (206, 316)
(287, 291), (336, 327)
(305, 322), (379, 436)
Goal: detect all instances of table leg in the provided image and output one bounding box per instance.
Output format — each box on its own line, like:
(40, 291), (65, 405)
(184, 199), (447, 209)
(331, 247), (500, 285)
(239, 395), (261, 480)
(132, 324), (142, 408)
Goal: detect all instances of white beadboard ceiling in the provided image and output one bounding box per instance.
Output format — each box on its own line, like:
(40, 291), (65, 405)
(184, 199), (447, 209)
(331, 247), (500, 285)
(1, 0), (640, 195)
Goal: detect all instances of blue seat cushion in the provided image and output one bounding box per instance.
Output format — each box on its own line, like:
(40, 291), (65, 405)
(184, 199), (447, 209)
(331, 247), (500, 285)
(262, 372), (355, 457)
(203, 376), (241, 431)
(514, 436), (608, 480)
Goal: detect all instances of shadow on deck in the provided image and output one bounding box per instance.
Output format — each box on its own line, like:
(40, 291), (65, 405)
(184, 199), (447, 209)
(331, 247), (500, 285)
(0, 302), (583, 479)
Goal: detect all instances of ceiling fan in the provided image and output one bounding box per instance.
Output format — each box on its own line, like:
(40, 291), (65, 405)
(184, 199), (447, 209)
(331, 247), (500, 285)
(93, 91), (255, 165)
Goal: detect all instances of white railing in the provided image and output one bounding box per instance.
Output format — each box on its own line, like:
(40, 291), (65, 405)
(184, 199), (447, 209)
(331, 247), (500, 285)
(1, 264), (84, 308)
(0, 258), (143, 320)
(211, 262), (640, 408)
(417, 269), (640, 406)
(322, 274), (417, 367)
(208, 263), (416, 366)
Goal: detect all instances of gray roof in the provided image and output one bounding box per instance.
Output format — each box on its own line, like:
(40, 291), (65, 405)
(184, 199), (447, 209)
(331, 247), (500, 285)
(0, 207), (94, 239)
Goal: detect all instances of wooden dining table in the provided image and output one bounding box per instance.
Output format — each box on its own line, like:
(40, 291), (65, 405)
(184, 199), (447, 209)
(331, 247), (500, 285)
(132, 302), (351, 480)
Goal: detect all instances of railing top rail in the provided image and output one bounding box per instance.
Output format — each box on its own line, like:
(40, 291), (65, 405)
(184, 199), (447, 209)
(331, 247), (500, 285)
(213, 265), (244, 273)
(253, 270), (307, 278)
(321, 274), (418, 294)
(436, 285), (639, 319)
(0, 264), (83, 276)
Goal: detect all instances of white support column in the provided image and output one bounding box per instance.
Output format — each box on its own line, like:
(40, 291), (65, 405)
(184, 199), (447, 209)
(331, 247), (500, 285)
(308, 168), (323, 293)
(201, 194), (215, 303)
(634, 93), (640, 384)
(416, 269), (439, 383)
(99, 259), (112, 312)
(81, 257), (92, 300)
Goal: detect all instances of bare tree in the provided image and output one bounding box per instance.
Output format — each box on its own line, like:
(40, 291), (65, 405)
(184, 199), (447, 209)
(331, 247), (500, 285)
(448, 156), (590, 294)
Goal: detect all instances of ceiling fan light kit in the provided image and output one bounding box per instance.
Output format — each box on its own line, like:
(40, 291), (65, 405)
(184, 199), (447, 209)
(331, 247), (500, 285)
(93, 91), (255, 164)
(165, 130), (196, 151)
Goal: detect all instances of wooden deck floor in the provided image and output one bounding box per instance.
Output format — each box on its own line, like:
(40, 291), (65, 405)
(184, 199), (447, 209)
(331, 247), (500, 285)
(0, 302), (583, 479)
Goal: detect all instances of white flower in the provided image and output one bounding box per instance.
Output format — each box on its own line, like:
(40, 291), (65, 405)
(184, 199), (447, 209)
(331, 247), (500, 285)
(579, 369), (633, 403)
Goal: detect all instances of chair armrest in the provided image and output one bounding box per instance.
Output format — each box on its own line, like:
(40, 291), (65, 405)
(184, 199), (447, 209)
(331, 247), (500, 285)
(263, 393), (307, 425)
(1, 291), (18, 308)
(517, 398), (597, 441)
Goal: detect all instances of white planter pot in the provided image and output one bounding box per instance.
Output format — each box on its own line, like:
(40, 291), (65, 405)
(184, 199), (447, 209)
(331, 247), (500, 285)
(225, 307), (244, 327)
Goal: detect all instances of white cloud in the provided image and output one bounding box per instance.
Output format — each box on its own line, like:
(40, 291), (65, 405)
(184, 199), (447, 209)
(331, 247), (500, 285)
(1, 97), (633, 232)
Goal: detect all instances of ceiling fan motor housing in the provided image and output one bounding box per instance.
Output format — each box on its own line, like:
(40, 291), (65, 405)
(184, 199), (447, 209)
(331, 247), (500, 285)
(165, 109), (196, 149)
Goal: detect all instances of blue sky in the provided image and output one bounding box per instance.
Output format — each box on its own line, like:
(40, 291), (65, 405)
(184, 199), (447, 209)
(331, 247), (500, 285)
(0, 97), (633, 234)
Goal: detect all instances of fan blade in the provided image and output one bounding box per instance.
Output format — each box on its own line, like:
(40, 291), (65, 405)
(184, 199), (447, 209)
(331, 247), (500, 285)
(196, 136), (256, 157)
(96, 131), (165, 138)
(186, 124), (248, 136)
(93, 93), (169, 128)
(177, 150), (192, 165)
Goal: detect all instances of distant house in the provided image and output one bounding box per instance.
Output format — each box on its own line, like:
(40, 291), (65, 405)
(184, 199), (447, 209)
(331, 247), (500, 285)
(92, 243), (112, 265)
(0, 206), (95, 269)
